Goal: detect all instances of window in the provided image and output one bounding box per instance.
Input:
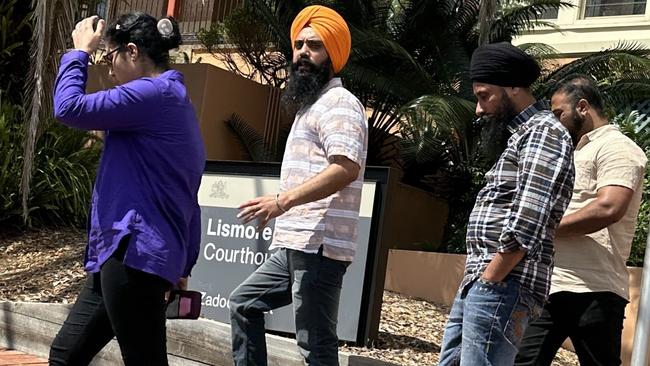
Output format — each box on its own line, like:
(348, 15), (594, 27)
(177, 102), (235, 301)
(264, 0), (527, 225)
(538, 8), (560, 19)
(584, 0), (647, 17)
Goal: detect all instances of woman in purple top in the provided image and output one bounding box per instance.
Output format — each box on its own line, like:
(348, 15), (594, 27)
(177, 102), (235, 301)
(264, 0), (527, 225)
(49, 12), (205, 366)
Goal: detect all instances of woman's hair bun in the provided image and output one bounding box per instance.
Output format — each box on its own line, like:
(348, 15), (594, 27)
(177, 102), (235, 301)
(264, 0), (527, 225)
(158, 16), (182, 51)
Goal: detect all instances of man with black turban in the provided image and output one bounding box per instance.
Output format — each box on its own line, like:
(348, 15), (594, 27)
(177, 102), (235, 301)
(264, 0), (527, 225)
(438, 42), (576, 366)
(229, 5), (367, 366)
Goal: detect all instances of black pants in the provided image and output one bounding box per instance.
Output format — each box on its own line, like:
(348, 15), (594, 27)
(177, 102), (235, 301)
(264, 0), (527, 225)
(49, 238), (171, 366)
(515, 291), (627, 366)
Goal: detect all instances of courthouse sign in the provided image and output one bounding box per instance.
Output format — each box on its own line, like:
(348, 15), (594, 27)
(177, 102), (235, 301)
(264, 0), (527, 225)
(188, 161), (389, 344)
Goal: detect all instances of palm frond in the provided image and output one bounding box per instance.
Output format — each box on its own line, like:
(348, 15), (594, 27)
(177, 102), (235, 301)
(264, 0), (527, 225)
(518, 42), (560, 60)
(614, 110), (650, 151)
(246, 0), (300, 58)
(400, 94), (476, 166)
(342, 61), (434, 164)
(350, 24), (429, 78)
(453, 0), (480, 34)
(536, 43), (650, 98)
(479, 0), (498, 45)
(490, 0), (573, 42)
(601, 80), (650, 112)
(336, 0), (393, 30)
(344, 51), (433, 106)
(0, 0), (32, 100)
(224, 113), (275, 162)
(519, 42), (559, 55)
(21, 0), (79, 223)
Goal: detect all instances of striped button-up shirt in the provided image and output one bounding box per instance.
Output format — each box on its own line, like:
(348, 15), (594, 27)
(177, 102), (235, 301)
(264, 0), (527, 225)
(270, 78), (368, 262)
(463, 100), (575, 304)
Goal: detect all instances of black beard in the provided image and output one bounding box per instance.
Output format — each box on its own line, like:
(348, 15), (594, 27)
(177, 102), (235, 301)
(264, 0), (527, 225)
(479, 93), (518, 164)
(568, 112), (585, 146)
(281, 58), (331, 116)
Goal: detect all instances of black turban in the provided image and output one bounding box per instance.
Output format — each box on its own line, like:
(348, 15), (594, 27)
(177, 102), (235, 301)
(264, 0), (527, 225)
(470, 42), (541, 87)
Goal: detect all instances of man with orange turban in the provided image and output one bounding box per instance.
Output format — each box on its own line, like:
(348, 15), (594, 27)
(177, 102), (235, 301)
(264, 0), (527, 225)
(229, 5), (367, 366)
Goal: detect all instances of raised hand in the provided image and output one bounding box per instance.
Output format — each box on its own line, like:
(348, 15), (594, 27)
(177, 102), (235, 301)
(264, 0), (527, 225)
(72, 15), (105, 55)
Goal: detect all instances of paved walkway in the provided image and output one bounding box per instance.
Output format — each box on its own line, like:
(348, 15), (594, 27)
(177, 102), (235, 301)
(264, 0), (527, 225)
(0, 348), (47, 365)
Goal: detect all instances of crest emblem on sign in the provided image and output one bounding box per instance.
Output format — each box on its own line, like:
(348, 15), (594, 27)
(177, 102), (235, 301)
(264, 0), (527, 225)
(210, 180), (229, 199)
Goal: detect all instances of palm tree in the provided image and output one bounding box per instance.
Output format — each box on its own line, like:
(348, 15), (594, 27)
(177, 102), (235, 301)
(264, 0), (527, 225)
(194, 0), (587, 249)
(20, 1), (125, 222)
(21, 0), (82, 222)
(478, 0), (497, 45)
(535, 42), (650, 114)
(0, 0), (32, 104)
(401, 43), (650, 248)
(202, 0), (569, 166)
(615, 110), (650, 267)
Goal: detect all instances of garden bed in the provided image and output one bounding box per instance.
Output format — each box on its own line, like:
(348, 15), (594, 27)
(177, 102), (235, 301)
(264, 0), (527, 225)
(0, 228), (577, 365)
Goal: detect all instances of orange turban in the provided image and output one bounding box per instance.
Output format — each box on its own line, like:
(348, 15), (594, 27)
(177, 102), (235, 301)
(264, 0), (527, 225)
(290, 5), (351, 74)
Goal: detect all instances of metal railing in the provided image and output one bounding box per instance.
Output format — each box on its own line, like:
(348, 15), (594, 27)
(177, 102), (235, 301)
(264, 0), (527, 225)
(76, 0), (243, 43)
(177, 0), (244, 37)
(77, 0), (167, 21)
(631, 221), (650, 365)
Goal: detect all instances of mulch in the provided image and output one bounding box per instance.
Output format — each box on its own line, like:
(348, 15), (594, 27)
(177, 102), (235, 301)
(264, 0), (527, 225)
(0, 227), (578, 365)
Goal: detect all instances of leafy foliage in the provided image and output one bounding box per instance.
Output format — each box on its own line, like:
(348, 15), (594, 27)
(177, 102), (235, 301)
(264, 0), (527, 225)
(535, 42), (650, 114)
(488, 0), (572, 43)
(615, 110), (650, 267)
(199, 0), (650, 255)
(225, 114), (273, 161)
(201, 0), (570, 167)
(224, 114), (290, 162)
(22, 0), (84, 222)
(0, 101), (101, 228)
(0, 0), (32, 103)
(199, 6), (289, 87)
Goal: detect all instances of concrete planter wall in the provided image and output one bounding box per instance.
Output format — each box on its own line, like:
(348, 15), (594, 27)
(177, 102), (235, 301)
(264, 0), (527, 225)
(384, 249), (650, 366)
(0, 302), (397, 366)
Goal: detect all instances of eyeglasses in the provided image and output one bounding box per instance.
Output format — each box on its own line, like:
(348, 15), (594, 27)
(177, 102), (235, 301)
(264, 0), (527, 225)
(102, 46), (124, 67)
(294, 39), (324, 51)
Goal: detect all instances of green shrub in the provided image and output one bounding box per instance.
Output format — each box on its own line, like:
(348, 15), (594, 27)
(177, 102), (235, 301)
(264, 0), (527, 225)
(196, 22), (226, 54)
(616, 110), (650, 266)
(432, 109), (650, 264)
(0, 101), (24, 223)
(0, 101), (101, 228)
(628, 172), (649, 267)
(0, 0), (32, 102)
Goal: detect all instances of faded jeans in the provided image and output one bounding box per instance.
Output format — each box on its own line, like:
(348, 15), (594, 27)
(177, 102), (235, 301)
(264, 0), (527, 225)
(438, 277), (542, 366)
(229, 247), (349, 366)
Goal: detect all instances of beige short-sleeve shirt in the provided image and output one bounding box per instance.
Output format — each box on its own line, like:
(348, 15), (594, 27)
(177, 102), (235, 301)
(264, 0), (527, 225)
(269, 78), (368, 262)
(551, 125), (647, 300)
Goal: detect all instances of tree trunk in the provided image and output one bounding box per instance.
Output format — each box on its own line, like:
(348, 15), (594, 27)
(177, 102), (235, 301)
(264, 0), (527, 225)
(478, 0), (497, 45)
(21, 0), (79, 223)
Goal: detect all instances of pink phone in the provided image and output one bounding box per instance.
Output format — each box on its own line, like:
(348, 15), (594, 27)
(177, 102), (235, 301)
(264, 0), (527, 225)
(166, 290), (202, 319)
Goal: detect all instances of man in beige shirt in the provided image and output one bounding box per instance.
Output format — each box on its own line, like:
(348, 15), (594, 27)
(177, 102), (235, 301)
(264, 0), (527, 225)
(515, 76), (647, 365)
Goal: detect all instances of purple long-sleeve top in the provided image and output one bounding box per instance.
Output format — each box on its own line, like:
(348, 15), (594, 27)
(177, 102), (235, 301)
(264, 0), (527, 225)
(54, 50), (206, 285)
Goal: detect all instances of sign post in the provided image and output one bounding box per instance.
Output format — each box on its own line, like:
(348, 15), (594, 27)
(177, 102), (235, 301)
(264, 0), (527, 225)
(631, 221), (650, 365)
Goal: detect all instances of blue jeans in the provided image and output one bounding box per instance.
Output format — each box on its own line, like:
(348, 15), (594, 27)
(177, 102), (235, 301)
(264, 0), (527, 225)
(229, 247), (349, 366)
(438, 277), (542, 366)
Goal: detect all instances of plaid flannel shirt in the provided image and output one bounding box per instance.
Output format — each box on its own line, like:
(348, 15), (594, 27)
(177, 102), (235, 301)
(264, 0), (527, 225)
(462, 100), (575, 304)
